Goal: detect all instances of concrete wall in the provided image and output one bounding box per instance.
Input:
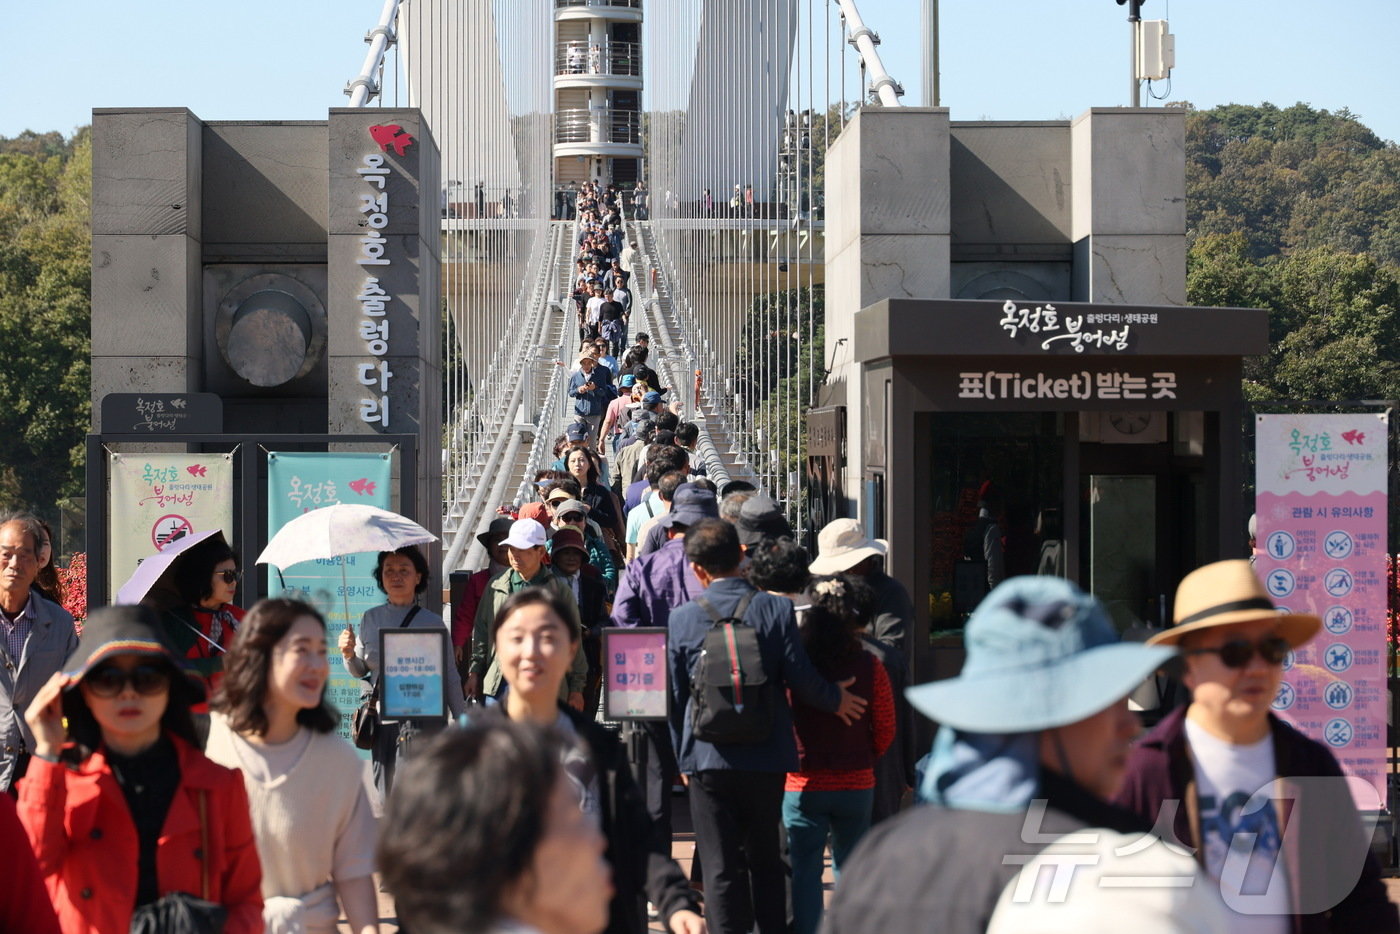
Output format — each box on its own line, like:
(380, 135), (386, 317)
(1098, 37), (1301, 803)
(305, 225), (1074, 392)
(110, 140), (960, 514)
(823, 106), (951, 519)
(92, 109), (206, 424)
(92, 108), (443, 558)
(1071, 109), (1186, 305)
(823, 106), (1187, 523)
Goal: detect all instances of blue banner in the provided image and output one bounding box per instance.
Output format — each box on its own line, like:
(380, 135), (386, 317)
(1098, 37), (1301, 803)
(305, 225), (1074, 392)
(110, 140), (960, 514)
(267, 451), (393, 751)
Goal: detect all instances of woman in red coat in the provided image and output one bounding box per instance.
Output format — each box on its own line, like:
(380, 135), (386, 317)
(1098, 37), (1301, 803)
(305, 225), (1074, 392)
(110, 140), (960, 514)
(17, 605), (263, 934)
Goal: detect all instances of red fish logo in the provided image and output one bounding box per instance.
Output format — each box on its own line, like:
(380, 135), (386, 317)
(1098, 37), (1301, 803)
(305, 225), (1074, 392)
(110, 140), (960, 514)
(186, 464), (207, 478)
(348, 478), (377, 496)
(369, 124), (415, 156)
(1342, 430), (1365, 446)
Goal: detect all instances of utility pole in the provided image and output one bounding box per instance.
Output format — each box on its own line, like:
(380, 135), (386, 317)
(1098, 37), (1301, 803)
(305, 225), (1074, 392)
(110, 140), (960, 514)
(922, 0), (940, 107)
(1117, 0), (1146, 106)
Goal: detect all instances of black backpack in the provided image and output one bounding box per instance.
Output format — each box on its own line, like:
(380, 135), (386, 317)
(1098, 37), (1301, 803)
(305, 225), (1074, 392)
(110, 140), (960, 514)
(689, 591), (776, 745)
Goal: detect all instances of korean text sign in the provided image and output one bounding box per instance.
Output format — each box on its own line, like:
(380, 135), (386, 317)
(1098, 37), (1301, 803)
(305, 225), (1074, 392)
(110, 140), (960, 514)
(1255, 413), (1388, 805)
(380, 628), (448, 720)
(267, 451), (392, 752)
(108, 453), (233, 602)
(603, 628), (669, 720)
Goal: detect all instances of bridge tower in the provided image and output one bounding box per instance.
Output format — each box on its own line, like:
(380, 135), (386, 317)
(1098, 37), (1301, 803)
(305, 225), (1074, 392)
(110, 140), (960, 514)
(552, 0), (644, 191)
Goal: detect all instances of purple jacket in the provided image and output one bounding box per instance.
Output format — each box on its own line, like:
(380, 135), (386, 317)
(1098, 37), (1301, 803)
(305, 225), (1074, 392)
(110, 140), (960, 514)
(610, 537), (703, 629)
(1114, 705), (1398, 934)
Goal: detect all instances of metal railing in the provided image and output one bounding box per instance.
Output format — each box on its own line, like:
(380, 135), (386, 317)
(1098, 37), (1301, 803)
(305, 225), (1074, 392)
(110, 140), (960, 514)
(554, 108), (643, 145)
(555, 40), (642, 78)
(555, 0), (642, 9)
(441, 223), (567, 575)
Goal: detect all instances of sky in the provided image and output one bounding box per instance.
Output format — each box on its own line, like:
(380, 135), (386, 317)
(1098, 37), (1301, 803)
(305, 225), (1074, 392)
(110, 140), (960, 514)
(6, 1), (1398, 144)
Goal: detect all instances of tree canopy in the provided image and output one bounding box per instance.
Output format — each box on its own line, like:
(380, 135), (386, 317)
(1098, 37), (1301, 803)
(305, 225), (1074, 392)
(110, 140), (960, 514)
(1184, 102), (1400, 402)
(0, 129), (92, 513)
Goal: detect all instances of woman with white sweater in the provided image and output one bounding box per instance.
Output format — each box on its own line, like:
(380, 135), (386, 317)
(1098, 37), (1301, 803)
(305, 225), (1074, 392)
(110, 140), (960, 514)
(207, 597), (380, 934)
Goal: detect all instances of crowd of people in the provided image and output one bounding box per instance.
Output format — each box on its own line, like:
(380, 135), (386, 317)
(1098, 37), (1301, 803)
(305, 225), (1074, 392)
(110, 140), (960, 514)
(0, 307), (1394, 933)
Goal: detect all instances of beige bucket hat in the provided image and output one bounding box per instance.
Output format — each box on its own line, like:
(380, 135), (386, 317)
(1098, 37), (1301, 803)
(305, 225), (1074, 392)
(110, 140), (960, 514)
(808, 518), (888, 575)
(1147, 558), (1321, 648)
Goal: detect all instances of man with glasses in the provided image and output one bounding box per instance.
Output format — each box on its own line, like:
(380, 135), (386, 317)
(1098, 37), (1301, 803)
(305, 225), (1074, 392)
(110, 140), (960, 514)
(1116, 559), (1397, 932)
(0, 513), (77, 791)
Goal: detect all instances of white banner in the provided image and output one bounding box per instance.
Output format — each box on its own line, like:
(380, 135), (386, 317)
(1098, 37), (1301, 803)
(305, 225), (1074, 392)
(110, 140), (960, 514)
(108, 453), (234, 602)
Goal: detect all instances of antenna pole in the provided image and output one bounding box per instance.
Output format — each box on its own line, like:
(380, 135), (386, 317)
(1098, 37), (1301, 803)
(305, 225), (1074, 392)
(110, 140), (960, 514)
(1120, 0), (1146, 106)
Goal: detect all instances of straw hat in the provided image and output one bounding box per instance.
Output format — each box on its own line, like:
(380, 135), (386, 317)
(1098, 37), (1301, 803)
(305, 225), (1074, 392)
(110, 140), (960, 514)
(1146, 559), (1321, 648)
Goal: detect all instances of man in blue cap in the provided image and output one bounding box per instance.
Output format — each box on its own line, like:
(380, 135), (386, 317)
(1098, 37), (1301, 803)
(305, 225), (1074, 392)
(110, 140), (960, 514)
(825, 576), (1218, 934)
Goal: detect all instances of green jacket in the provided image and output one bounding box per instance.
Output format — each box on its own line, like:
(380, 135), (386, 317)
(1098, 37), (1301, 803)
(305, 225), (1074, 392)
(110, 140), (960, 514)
(469, 566), (587, 699)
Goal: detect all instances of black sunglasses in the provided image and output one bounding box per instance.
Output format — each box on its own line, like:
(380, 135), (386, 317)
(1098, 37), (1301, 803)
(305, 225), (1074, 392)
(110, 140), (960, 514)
(215, 569), (242, 584)
(1187, 635), (1291, 669)
(85, 664), (171, 698)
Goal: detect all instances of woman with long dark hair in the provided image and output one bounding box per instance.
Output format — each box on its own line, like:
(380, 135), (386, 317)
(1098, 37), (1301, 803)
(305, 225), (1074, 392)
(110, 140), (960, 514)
(565, 446), (625, 545)
(18, 605), (263, 933)
(207, 597), (379, 934)
(783, 576), (895, 934)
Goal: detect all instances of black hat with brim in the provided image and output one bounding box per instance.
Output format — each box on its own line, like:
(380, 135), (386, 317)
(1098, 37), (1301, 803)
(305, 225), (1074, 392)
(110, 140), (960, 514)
(61, 605), (206, 706)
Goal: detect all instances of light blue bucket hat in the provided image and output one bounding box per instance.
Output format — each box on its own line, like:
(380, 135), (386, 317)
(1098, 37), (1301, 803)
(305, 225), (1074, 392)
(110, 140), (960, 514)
(907, 576), (1176, 733)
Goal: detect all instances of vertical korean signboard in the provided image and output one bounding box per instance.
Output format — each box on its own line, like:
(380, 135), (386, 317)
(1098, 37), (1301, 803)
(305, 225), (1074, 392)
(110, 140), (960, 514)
(267, 451), (392, 752)
(1255, 413), (1388, 804)
(108, 453), (233, 602)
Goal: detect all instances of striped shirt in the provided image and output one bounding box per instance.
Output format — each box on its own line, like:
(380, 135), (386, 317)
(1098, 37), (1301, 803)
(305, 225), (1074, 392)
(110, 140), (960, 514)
(0, 595), (34, 666)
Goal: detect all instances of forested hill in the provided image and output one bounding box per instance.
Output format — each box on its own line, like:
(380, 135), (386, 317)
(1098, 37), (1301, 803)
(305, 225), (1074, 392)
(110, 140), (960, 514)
(1183, 103), (1400, 402)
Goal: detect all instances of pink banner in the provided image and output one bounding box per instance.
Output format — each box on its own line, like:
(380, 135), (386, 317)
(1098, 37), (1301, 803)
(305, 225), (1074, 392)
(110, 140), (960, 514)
(1255, 413), (1388, 806)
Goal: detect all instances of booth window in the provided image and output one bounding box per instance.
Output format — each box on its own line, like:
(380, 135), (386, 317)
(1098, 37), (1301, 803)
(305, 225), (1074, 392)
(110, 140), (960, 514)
(922, 412), (1063, 632)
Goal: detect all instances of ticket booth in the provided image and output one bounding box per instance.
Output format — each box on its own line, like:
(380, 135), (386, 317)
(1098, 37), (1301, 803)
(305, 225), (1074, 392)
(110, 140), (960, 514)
(854, 298), (1269, 684)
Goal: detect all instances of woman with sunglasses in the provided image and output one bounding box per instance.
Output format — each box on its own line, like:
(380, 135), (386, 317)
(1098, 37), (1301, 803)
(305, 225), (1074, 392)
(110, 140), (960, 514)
(207, 598), (379, 934)
(18, 605), (263, 934)
(168, 533), (246, 697)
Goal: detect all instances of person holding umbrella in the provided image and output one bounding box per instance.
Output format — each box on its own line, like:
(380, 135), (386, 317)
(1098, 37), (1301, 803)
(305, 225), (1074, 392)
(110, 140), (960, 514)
(168, 533), (244, 697)
(339, 546), (464, 797)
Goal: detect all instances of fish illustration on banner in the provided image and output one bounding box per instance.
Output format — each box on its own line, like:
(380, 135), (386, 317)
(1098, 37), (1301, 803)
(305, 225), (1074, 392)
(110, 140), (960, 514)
(267, 451), (393, 753)
(108, 453), (234, 603)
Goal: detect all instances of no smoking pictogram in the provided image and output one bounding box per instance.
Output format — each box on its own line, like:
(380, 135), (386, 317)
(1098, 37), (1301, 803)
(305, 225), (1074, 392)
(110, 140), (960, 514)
(152, 514), (194, 549)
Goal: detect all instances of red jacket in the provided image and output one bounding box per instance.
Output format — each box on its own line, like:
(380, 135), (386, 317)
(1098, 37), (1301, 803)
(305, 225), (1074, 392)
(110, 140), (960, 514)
(17, 733), (263, 934)
(0, 792), (60, 933)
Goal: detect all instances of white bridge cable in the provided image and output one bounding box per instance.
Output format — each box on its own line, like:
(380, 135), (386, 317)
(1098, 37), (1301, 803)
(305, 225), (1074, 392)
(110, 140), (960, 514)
(344, 0), (907, 559)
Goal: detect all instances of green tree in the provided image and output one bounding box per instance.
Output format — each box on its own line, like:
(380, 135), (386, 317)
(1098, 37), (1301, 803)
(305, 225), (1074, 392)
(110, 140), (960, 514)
(0, 129), (91, 512)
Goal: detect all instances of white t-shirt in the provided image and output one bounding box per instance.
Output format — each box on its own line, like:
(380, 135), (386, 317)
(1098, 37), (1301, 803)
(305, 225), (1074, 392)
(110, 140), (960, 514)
(1184, 717), (1290, 933)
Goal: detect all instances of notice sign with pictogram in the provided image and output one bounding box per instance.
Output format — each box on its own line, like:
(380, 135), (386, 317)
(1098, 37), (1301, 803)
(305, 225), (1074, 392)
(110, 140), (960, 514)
(1256, 413), (1388, 806)
(108, 453), (233, 602)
